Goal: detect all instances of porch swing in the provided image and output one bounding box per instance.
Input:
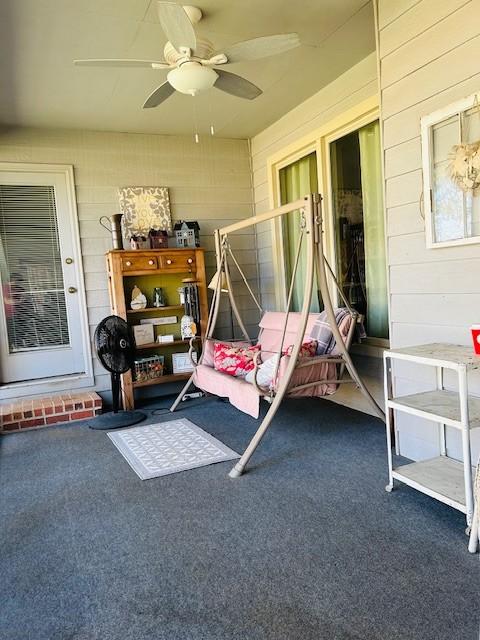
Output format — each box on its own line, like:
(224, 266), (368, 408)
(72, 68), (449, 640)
(170, 192), (385, 477)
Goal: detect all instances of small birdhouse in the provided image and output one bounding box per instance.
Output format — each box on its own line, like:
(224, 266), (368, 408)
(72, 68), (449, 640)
(149, 229), (169, 249)
(174, 220), (200, 248)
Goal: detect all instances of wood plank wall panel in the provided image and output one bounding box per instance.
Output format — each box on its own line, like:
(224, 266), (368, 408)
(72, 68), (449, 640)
(0, 127), (257, 392)
(377, 0), (480, 461)
(249, 53), (378, 311)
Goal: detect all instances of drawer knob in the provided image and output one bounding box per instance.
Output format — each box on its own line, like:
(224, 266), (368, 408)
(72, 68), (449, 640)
(166, 259), (173, 265)
(187, 258), (193, 264)
(148, 259), (154, 266)
(125, 260), (132, 267)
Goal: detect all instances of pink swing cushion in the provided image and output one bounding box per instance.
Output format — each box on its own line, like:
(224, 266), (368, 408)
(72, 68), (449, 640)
(213, 342), (261, 377)
(193, 312), (353, 419)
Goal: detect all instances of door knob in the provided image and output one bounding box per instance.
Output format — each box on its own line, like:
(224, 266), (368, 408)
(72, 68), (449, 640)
(65, 257), (73, 265)
(68, 287), (77, 294)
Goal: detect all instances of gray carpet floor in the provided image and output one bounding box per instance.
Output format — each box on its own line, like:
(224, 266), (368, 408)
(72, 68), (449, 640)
(0, 396), (478, 640)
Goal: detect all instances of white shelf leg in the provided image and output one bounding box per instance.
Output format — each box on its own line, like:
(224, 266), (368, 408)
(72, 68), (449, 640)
(458, 365), (474, 527)
(384, 354), (394, 492)
(468, 502), (478, 553)
(436, 366), (447, 457)
(392, 358), (400, 456)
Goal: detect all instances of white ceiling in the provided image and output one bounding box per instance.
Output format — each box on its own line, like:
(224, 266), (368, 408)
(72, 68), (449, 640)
(0, 0), (375, 139)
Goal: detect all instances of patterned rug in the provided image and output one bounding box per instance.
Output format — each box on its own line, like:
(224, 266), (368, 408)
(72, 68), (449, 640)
(107, 418), (239, 480)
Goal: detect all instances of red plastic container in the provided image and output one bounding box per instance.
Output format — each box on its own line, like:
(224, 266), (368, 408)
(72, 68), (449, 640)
(471, 325), (480, 355)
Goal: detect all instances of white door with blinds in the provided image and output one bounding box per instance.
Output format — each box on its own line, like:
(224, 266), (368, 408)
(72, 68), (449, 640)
(0, 166), (88, 384)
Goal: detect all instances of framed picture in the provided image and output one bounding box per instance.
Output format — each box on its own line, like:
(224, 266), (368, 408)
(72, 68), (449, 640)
(133, 324), (154, 346)
(421, 91), (480, 248)
(118, 186), (172, 239)
(172, 351), (197, 374)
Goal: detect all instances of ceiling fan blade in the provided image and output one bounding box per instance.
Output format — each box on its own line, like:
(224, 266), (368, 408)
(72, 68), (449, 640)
(214, 70), (262, 101)
(74, 59), (170, 69)
(223, 33), (300, 64)
(143, 82), (176, 108)
(157, 2), (196, 52)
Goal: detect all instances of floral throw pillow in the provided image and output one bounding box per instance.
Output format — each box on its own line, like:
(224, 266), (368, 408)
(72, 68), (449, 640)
(213, 342), (261, 377)
(283, 339), (318, 359)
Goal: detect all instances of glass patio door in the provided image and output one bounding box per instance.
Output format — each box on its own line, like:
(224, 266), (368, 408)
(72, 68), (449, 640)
(279, 152), (321, 312)
(329, 120), (388, 340)
(0, 169), (86, 383)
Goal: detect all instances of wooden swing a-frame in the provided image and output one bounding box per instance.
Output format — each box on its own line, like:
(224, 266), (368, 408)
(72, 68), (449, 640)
(171, 192), (385, 477)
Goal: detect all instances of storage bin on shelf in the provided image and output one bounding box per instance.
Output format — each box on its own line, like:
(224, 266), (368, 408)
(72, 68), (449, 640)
(134, 355), (165, 382)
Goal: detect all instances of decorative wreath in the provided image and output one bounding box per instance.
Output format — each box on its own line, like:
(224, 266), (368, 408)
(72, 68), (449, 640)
(447, 140), (480, 195)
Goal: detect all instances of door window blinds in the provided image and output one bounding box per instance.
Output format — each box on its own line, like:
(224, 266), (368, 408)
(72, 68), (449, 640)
(0, 184), (70, 352)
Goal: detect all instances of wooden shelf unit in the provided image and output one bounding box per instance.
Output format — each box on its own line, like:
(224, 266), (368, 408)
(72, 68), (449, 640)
(136, 339), (189, 350)
(127, 305), (184, 314)
(106, 248), (208, 409)
(384, 343), (480, 529)
(133, 373), (191, 389)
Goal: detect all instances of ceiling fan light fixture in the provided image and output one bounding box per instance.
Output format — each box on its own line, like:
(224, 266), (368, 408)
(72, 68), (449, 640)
(167, 62), (218, 96)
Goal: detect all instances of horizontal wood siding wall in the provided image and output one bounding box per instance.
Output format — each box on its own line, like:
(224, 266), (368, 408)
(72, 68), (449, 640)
(377, 0), (480, 461)
(250, 53), (378, 311)
(0, 127), (256, 394)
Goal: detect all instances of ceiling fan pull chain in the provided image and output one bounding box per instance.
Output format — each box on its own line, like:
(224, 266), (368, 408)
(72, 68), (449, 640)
(207, 97), (215, 136)
(193, 97), (200, 144)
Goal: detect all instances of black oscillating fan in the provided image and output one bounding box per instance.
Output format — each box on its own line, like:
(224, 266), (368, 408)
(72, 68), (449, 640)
(88, 315), (146, 430)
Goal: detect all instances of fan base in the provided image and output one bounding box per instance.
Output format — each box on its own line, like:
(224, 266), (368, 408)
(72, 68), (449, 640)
(88, 410), (147, 430)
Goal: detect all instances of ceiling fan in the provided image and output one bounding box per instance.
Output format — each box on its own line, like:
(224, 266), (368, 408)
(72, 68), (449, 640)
(74, 2), (300, 109)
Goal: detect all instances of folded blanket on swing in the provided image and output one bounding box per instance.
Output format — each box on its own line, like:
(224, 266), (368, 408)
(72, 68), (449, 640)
(309, 308), (350, 354)
(308, 308), (366, 354)
(192, 311), (354, 418)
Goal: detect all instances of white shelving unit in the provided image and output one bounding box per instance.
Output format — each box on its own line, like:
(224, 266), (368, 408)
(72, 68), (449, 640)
(384, 343), (480, 528)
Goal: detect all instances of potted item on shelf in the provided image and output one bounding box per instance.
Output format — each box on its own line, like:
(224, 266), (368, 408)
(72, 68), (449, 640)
(134, 355), (165, 382)
(149, 229), (169, 249)
(173, 221), (200, 248)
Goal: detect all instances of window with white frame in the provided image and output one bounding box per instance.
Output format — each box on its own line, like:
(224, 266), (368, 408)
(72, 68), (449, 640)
(421, 92), (480, 248)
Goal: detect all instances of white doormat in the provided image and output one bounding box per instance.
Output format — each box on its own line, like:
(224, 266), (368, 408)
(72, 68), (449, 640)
(107, 418), (239, 480)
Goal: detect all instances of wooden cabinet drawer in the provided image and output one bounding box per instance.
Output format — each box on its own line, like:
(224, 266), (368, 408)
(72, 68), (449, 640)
(160, 252), (195, 271)
(122, 255), (157, 271)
